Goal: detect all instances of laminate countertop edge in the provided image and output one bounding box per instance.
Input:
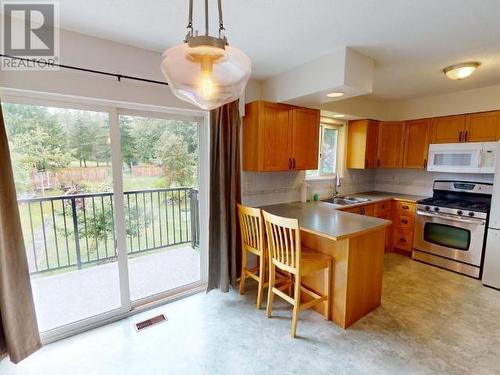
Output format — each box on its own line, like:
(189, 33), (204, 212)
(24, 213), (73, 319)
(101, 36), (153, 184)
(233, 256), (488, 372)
(261, 202), (392, 241)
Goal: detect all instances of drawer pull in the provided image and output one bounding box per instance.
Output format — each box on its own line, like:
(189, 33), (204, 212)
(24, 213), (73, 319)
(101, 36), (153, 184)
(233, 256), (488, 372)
(402, 205), (410, 210)
(401, 219), (409, 224)
(400, 238), (407, 243)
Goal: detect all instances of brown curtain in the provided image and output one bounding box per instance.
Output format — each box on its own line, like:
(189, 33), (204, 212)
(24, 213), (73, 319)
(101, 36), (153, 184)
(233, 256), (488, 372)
(0, 102), (41, 363)
(207, 100), (241, 292)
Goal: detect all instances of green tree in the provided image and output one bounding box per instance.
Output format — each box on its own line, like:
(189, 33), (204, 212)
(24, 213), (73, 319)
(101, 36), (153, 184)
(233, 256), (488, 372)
(12, 127), (71, 172)
(66, 112), (98, 167)
(155, 132), (196, 187)
(119, 117), (137, 169)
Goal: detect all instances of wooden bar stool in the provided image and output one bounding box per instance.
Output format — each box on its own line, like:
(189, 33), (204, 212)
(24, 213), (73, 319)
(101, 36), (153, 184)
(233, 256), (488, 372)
(262, 210), (332, 338)
(237, 204), (268, 309)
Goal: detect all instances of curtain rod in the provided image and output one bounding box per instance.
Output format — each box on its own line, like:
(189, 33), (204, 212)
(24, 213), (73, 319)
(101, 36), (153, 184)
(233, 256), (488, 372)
(0, 54), (169, 86)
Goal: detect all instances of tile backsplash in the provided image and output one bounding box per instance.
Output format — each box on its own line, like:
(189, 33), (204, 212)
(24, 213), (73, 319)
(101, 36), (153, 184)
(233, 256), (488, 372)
(374, 169), (494, 197)
(241, 168), (495, 206)
(241, 169), (375, 206)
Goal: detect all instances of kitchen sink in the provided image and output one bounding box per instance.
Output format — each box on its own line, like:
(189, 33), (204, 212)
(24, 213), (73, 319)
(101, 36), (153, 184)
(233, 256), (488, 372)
(321, 196), (371, 206)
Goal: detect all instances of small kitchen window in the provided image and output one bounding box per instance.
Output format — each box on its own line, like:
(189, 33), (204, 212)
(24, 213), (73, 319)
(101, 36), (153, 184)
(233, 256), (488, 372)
(306, 124), (339, 178)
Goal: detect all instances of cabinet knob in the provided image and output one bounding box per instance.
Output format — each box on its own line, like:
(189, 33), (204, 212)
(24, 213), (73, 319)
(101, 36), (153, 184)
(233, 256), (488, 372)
(402, 205), (409, 210)
(401, 219), (409, 224)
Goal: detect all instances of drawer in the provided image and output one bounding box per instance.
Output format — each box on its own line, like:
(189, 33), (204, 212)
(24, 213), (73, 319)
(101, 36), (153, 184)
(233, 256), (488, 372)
(395, 201), (416, 214)
(395, 215), (414, 230)
(393, 230), (413, 252)
(375, 200), (391, 216)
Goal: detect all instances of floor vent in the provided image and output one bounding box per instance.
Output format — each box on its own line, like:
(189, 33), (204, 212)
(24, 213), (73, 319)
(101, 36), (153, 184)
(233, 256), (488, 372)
(135, 314), (167, 331)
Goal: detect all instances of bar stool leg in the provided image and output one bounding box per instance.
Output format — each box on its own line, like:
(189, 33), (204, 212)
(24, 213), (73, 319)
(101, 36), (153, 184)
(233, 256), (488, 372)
(290, 275), (301, 338)
(266, 263), (276, 317)
(325, 261), (332, 320)
(239, 249), (247, 295)
(256, 254), (265, 309)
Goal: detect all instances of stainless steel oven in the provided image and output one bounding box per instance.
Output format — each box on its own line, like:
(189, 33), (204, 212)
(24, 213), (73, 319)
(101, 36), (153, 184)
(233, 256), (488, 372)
(414, 210), (486, 268)
(412, 181), (492, 278)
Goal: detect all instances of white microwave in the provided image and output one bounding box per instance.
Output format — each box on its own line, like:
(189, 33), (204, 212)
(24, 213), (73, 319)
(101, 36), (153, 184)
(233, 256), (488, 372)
(427, 142), (498, 174)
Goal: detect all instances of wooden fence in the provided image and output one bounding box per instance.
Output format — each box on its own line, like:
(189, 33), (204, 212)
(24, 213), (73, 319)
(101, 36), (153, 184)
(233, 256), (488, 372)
(31, 165), (162, 190)
(131, 165), (162, 177)
(31, 167), (110, 190)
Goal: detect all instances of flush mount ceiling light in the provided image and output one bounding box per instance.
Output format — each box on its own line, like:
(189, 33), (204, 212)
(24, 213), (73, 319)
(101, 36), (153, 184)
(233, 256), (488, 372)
(326, 92), (344, 98)
(443, 62), (481, 80)
(333, 114), (345, 118)
(161, 0), (251, 110)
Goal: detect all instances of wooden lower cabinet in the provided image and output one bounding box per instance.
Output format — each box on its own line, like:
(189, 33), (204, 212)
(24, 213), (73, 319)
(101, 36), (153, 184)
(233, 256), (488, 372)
(343, 204), (375, 216)
(340, 199), (416, 254)
(392, 201), (416, 254)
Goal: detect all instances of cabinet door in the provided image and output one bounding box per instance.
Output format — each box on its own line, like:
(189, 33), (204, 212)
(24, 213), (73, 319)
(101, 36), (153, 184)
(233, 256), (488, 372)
(403, 119), (431, 169)
(260, 102), (292, 171)
(431, 115), (466, 143)
(465, 111), (499, 142)
(363, 204), (376, 217)
(346, 120), (379, 169)
(291, 108), (320, 170)
(377, 121), (405, 168)
(366, 121), (380, 168)
(376, 210), (392, 252)
(347, 120), (368, 169)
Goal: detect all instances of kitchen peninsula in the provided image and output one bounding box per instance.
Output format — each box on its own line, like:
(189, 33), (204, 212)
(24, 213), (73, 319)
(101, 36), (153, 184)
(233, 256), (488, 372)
(262, 201), (391, 328)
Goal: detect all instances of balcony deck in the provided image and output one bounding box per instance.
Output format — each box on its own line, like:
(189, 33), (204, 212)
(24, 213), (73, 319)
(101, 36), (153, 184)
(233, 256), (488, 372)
(31, 245), (200, 332)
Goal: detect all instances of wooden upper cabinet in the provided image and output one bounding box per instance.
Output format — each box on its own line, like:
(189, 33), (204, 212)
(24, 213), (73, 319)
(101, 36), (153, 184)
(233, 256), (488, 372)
(377, 121), (405, 168)
(291, 107), (320, 170)
(431, 115), (466, 143)
(403, 119), (431, 169)
(346, 119), (379, 169)
(464, 111), (500, 142)
(242, 101), (319, 172)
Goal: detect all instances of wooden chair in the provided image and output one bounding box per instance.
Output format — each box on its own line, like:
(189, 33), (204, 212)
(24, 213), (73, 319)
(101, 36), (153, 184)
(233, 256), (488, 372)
(237, 204), (268, 309)
(262, 210), (332, 338)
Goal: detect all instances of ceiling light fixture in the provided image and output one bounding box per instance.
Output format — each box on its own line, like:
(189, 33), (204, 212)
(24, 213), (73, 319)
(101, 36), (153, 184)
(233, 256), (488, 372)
(333, 114), (345, 118)
(161, 0), (251, 110)
(326, 92), (344, 98)
(443, 62), (480, 80)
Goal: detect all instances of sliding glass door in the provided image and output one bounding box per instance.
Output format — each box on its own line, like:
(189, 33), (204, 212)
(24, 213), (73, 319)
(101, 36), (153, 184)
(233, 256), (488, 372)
(118, 111), (201, 302)
(3, 103), (122, 332)
(2, 97), (207, 337)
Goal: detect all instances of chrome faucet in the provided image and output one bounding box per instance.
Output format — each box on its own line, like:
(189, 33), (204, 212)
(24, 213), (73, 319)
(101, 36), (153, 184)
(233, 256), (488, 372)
(333, 175), (342, 197)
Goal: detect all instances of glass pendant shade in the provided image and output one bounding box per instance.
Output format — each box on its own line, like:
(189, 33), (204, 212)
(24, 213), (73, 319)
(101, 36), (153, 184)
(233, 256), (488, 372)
(161, 42), (251, 110)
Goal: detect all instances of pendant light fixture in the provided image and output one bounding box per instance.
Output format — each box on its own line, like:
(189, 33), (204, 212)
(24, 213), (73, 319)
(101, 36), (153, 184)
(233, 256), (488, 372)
(161, 0), (251, 110)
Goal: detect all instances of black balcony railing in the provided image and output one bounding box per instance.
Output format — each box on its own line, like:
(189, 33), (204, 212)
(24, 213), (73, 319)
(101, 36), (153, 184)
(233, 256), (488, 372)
(17, 187), (199, 275)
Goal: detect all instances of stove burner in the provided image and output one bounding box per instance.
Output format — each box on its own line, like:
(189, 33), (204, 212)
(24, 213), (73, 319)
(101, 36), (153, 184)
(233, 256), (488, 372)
(418, 197), (490, 213)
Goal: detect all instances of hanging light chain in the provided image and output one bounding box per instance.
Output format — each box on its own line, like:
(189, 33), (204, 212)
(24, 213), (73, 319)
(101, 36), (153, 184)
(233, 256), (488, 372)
(184, 0), (227, 44)
(185, 0), (194, 42)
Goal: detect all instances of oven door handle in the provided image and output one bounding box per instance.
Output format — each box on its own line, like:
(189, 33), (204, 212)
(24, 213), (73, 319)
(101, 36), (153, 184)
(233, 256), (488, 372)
(416, 210), (486, 225)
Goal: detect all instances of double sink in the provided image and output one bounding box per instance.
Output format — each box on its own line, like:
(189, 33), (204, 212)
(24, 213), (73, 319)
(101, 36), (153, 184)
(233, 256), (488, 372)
(321, 196), (371, 206)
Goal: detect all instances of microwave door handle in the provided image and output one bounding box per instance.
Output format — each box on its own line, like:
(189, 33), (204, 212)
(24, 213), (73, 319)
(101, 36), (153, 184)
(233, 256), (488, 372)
(417, 210), (485, 225)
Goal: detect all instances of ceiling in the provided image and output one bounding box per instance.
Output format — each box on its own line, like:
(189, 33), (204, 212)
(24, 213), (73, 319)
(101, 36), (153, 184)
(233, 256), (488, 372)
(51, 0), (500, 99)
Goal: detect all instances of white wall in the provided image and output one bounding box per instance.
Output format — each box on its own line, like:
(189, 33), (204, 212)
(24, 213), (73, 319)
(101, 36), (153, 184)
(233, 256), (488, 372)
(0, 19), (194, 109)
(386, 84), (500, 120)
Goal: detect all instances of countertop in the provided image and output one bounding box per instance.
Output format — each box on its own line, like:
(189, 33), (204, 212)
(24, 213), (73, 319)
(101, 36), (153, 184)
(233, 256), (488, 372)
(261, 201), (391, 241)
(347, 191), (428, 203)
(320, 191), (429, 210)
